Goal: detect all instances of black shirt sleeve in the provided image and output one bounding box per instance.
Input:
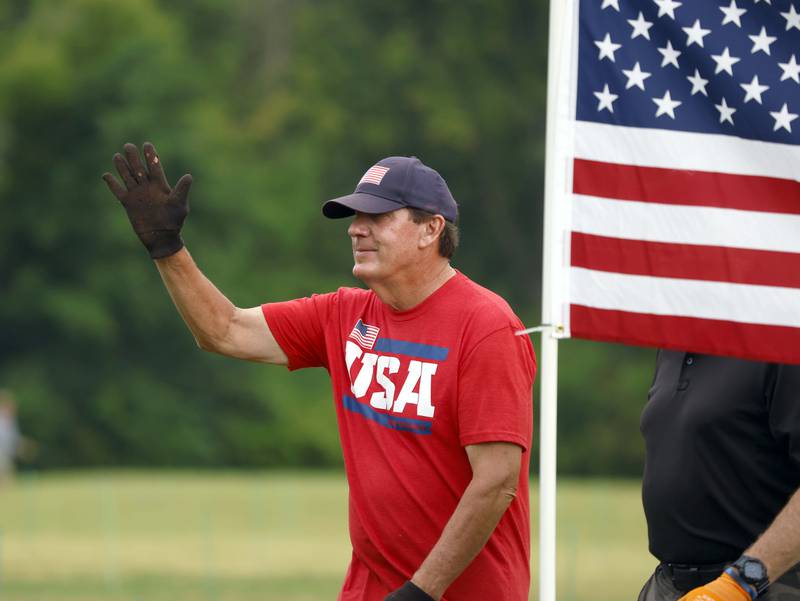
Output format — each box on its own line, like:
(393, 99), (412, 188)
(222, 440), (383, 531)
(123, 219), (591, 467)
(767, 363), (800, 470)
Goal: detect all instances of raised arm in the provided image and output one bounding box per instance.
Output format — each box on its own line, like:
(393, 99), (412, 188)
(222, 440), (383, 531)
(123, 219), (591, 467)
(102, 143), (287, 365)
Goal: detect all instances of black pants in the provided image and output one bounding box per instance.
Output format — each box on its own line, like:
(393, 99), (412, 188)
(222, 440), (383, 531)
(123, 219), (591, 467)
(638, 563), (800, 601)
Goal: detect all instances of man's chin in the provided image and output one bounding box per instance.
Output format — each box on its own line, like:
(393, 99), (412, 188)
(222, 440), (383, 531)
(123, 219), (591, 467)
(352, 263), (379, 283)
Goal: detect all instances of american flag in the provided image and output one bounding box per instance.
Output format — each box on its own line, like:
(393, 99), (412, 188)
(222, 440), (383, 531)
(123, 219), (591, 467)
(359, 165), (390, 186)
(348, 319), (380, 350)
(558, 0), (800, 363)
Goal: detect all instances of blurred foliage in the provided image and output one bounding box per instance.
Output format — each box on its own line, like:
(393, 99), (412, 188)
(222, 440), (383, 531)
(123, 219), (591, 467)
(0, 0), (653, 475)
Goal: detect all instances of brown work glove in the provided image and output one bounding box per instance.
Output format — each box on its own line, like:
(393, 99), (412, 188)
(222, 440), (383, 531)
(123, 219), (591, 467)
(384, 581), (436, 601)
(102, 142), (192, 259)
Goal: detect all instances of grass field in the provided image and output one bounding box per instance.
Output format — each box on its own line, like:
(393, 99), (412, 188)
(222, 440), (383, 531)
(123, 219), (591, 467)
(0, 471), (654, 601)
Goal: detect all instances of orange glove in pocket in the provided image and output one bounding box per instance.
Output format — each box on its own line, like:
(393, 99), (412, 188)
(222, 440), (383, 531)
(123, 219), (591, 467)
(678, 572), (754, 601)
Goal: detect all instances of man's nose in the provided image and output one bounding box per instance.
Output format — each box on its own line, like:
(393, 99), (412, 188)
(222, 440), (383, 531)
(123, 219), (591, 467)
(348, 213), (370, 237)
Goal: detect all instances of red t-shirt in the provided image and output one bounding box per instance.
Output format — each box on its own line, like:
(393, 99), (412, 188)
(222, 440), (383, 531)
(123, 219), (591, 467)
(262, 271), (536, 601)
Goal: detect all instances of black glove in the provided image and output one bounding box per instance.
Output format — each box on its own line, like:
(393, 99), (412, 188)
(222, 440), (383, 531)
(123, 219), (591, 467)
(384, 581), (436, 601)
(103, 142), (192, 259)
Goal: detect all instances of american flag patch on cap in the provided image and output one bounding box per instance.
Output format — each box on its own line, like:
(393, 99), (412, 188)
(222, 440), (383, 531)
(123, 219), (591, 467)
(359, 165), (390, 186)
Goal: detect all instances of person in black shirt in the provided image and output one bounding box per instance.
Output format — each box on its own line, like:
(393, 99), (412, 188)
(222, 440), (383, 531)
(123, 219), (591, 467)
(638, 351), (800, 601)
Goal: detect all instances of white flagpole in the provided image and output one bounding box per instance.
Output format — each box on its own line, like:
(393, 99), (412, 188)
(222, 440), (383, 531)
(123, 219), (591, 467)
(537, 331), (559, 601)
(539, 1), (578, 600)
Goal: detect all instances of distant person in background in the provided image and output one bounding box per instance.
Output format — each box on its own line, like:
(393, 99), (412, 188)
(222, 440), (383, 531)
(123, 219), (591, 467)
(102, 143), (536, 601)
(638, 351), (800, 601)
(0, 390), (22, 486)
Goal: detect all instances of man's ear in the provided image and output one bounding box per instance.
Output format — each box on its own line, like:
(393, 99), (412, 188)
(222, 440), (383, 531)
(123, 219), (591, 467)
(418, 215), (446, 250)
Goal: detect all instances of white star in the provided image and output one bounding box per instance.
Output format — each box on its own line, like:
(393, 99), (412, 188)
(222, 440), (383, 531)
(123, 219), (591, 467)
(711, 47), (741, 76)
(601, 0), (620, 10)
(740, 75), (769, 104)
(653, 0), (682, 19)
(715, 97), (737, 125)
(781, 4), (800, 31)
(749, 27), (776, 55)
(754, 0), (771, 4)
(652, 90), (682, 119)
(594, 84), (619, 113)
(683, 19), (711, 47)
(770, 103), (798, 132)
(623, 62), (652, 90)
(779, 55), (800, 84)
(595, 33), (622, 62)
(658, 40), (682, 68)
(628, 12), (654, 40)
(687, 69), (709, 96)
(719, 0), (747, 27)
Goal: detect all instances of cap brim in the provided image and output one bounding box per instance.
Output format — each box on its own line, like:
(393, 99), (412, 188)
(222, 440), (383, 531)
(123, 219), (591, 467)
(322, 192), (404, 219)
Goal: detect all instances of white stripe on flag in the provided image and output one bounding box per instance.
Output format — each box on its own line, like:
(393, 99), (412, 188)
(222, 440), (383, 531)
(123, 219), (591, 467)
(570, 267), (800, 328)
(575, 121), (800, 181)
(572, 195), (800, 254)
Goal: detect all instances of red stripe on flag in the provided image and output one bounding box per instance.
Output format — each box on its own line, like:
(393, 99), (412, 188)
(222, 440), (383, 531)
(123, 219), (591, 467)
(573, 159), (800, 215)
(570, 232), (800, 288)
(570, 305), (800, 365)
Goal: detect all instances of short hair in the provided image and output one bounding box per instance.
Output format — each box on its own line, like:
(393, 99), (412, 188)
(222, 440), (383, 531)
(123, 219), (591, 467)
(408, 208), (459, 259)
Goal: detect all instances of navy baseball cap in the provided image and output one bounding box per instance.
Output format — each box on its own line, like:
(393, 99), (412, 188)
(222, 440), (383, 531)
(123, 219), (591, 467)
(322, 156), (459, 223)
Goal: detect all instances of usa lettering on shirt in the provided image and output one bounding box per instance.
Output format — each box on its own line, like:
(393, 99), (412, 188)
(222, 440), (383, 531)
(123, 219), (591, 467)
(343, 320), (450, 434)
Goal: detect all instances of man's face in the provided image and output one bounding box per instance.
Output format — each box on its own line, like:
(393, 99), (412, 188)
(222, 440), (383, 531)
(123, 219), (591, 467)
(347, 208), (425, 284)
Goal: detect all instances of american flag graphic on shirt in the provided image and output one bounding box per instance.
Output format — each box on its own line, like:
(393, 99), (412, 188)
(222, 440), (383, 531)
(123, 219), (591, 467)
(359, 165), (390, 186)
(348, 320), (380, 349)
(547, 0), (800, 364)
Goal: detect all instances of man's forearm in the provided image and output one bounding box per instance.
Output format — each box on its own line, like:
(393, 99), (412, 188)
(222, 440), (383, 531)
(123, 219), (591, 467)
(154, 247), (236, 351)
(746, 487), (800, 582)
(411, 476), (517, 600)
(105, 142), (285, 365)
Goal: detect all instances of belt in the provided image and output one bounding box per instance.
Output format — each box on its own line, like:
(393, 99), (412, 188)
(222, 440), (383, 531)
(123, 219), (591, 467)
(660, 562), (729, 592)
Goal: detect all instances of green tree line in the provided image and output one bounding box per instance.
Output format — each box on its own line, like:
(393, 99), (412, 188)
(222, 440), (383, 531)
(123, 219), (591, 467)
(0, 0), (654, 475)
